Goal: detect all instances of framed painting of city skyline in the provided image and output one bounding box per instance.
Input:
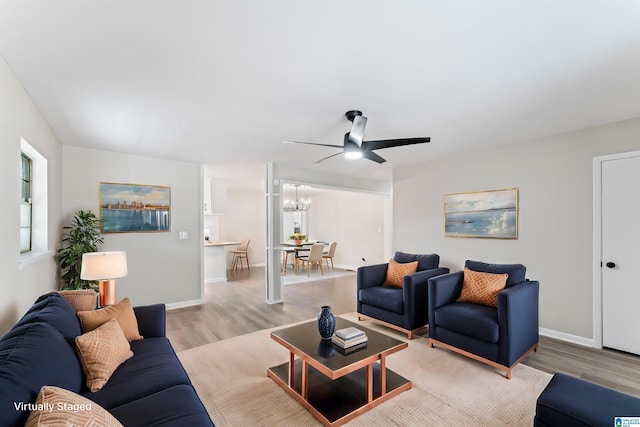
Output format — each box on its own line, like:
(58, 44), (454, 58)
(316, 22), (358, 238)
(99, 182), (171, 233)
(444, 188), (518, 239)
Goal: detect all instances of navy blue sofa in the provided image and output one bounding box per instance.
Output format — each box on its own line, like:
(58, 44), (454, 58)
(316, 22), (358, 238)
(535, 373), (640, 426)
(0, 292), (213, 426)
(357, 251), (449, 339)
(427, 260), (539, 378)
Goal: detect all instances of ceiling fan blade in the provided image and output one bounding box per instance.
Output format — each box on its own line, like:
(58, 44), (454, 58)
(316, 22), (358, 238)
(362, 150), (386, 164)
(283, 140), (344, 149)
(314, 151), (344, 164)
(363, 137), (430, 151)
(348, 116), (367, 147)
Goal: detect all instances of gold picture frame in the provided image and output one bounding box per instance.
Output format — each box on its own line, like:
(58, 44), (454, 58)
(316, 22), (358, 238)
(444, 188), (518, 239)
(99, 182), (171, 233)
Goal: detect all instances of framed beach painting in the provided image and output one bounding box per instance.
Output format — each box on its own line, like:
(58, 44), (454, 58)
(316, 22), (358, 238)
(99, 182), (171, 233)
(444, 188), (518, 239)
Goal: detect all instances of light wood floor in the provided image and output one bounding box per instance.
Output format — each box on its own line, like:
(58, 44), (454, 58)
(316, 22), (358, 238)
(166, 266), (640, 398)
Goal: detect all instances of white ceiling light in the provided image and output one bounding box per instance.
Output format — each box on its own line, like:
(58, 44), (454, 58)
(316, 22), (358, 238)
(344, 151), (363, 160)
(343, 140), (363, 160)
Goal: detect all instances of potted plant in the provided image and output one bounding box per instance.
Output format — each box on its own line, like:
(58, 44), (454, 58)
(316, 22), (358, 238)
(288, 233), (307, 245)
(56, 210), (104, 290)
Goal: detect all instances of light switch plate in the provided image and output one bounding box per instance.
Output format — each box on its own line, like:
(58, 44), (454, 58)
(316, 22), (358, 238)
(179, 231), (188, 240)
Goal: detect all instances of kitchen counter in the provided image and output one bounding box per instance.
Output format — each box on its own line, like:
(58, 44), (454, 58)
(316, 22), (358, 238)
(204, 241), (240, 283)
(204, 241), (241, 247)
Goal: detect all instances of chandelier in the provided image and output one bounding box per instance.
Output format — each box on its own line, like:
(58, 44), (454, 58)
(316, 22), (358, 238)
(283, 185), (311, 212)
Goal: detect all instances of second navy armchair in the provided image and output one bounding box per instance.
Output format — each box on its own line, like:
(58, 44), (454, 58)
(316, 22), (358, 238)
(427, 260), (539, 379)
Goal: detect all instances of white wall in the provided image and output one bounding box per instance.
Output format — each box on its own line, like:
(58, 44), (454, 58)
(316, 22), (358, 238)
(263, 164), (392, 302)
(62, 146), (202, 307)
(393, 117), (640, 341)
(0, 56), (63, 334)
(215, 189), (266, 267)
(308, 190), (388, 269)
(274, 164), (393, 263)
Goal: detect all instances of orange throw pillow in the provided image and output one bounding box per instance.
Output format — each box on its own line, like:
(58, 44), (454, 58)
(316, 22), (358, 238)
(457, 267), (508, 308)
(57, 290), (98, 312)
(77, 298), (143, 342)
(25, 386), (123, 426)
(383, 258), (419, 288)
(75, 318), (133, 392)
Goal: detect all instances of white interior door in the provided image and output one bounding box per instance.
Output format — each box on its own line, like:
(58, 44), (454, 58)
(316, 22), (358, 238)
(602, 154), (640, 354)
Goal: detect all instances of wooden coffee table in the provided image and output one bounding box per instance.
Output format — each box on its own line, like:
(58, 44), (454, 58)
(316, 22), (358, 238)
(267, 318), (411, 426)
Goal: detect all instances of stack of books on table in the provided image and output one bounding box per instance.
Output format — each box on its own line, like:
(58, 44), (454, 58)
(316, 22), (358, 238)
(331, 326), (368, 354)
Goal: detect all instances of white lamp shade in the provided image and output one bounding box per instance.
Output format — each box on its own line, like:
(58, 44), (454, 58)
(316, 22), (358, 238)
(80, 251), (128, 280)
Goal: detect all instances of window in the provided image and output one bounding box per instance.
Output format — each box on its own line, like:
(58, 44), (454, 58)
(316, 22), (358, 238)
(20, 153), (33, 253)
(19, 138), (48, 266)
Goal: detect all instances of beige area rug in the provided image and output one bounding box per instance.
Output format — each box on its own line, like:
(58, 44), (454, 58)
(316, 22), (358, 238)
(177, 313), (552, 426)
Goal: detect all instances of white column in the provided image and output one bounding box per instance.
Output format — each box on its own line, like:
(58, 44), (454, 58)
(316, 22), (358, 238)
(265, 163), (284, 303)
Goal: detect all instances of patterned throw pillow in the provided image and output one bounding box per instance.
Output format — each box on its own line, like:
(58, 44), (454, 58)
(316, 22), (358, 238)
(457, 267), (508, 308)
(383, 258), (419, 288)
(57, 290), (98, 312)
(77, 298), (143, 342)
(75, 318), (133, 392)
(24, 385), (123, 427)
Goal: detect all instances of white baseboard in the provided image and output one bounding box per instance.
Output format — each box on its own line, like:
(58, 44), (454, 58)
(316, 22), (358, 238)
(539, 327), (595, 347)
(165, 298), (204, 310)
(205, 277), (227, 284)
(333, 263), (359, 271)
(226, 263), (265, 270)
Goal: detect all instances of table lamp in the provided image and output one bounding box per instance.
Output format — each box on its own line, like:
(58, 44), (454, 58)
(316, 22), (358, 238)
(80, 251), (128, 306)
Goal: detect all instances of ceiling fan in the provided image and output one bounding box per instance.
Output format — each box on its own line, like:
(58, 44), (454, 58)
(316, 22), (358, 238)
(284, 110), (430, 164)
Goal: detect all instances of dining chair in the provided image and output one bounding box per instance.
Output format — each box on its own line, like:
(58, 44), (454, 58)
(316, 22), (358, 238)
(281, 248), (296, 276)
(230, 239), (250, 270)
(322, 242), (338, 271)
(293, 242), (312, 271)
(297, 243), (324, 276)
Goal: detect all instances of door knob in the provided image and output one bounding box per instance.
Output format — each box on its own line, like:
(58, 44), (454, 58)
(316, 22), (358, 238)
(606, 262), (616, 268)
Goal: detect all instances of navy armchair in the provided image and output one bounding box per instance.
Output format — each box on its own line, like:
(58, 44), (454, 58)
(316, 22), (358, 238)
(427, 260), (539, 379)
(357, 252), (449, 339)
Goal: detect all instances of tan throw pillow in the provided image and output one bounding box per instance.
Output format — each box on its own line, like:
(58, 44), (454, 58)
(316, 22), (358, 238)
(24, 385), (123, 427)
(457, 267), (509, 308)
(57, 290), (98, 312)
(76, 318), (133, 392)
(383, 258), (419, 288)
(77, 298), (143, 342)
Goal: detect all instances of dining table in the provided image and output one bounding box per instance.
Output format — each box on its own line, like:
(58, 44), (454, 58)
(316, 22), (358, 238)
(279, 241), (326, 276)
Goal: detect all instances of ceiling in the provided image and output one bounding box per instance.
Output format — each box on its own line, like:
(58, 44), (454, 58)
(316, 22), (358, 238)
(2, 1), (640, 183)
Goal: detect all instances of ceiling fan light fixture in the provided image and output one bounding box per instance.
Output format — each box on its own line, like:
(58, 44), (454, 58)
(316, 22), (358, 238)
(285, 109), (430, 164)
(344, 150), (363, 160)
(344, 140), (363, 160)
